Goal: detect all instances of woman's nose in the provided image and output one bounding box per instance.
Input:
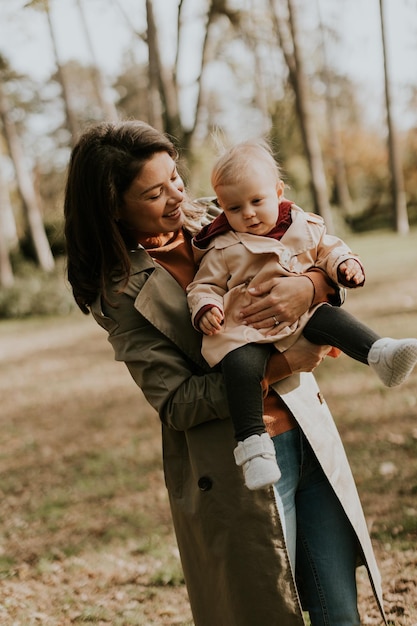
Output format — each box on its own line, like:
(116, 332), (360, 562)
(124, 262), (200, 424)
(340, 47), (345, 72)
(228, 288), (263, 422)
(168, 182), (184, 202)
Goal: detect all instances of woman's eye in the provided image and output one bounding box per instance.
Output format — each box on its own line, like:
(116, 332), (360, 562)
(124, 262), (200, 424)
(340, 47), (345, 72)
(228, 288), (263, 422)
(149, 189), (163, 200)
(171, 167), (182, 183)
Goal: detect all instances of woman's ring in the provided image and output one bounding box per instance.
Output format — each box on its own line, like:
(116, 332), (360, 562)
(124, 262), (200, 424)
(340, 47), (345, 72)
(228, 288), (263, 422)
(273, 315), (279, 326)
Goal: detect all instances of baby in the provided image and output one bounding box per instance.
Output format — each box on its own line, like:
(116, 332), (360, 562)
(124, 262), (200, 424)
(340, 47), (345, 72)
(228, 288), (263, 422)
(187, 139), (417, 490)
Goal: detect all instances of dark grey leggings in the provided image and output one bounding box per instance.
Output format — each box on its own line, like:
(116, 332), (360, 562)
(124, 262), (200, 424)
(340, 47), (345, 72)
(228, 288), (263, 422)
(221, 305), (380, 442)
(304, 304), (380, 364)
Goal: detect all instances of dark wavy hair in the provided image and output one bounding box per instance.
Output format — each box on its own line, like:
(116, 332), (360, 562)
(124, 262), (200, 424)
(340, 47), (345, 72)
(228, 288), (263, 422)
(64, 121), (181, 314)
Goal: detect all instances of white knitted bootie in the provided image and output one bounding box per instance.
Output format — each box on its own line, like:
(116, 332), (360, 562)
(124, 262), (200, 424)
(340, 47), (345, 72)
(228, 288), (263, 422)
(368, 337), (417, 387)
(234, 433), (281, 490)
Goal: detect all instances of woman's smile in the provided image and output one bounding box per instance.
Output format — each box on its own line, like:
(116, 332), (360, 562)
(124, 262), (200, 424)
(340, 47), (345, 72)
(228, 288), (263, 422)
(164, 207), (183, 220)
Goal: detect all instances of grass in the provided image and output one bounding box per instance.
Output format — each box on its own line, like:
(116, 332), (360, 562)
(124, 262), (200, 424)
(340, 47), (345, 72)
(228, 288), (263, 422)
(316, 228), (417, 552)
(0, 227), (417, 624)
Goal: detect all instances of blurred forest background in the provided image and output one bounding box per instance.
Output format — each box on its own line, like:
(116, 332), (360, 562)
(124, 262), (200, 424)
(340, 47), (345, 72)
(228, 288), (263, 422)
(1, 2), (417, 623)
(0, 0), (416, 317)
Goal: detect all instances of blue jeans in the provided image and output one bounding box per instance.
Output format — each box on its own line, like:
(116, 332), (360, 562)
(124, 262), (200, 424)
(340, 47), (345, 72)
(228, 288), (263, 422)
(272, 428), (360, 626)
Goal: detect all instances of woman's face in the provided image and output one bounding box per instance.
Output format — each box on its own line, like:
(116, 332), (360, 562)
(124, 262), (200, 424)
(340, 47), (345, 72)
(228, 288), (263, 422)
(120, 151), (185, 235)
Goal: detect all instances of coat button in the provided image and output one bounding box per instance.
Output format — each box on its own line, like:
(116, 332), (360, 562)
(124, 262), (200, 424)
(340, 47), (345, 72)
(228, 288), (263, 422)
(198, 476), (213, 491)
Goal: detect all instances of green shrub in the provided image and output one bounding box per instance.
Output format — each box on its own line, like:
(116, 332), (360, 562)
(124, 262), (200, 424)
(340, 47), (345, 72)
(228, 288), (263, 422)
(0, 257), (76, 318)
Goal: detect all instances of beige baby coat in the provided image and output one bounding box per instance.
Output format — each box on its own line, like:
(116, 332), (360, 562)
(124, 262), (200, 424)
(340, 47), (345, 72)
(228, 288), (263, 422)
(187, 204), (361, 367)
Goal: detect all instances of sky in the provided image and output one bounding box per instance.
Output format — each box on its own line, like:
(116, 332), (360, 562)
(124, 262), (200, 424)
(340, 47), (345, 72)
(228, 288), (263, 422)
(0, 0), (416, 129)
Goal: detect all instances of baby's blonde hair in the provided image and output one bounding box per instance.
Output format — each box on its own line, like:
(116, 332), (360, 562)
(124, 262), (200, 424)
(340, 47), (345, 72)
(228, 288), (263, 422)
(211, 139), (282, 192)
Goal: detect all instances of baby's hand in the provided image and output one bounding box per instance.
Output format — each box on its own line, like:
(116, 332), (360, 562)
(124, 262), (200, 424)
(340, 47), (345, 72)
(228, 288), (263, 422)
(338, 259), (365, 286)
(199, 307), (224, 335)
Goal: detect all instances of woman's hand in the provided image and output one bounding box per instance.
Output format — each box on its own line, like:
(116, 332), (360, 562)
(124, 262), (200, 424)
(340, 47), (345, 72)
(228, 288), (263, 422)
(262, 336), (331, 392)
(283, 337), (331, 374)
(239, 275), (314, 330)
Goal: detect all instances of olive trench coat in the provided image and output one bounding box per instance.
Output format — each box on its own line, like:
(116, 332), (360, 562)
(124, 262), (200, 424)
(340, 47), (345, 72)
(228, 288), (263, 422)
(90, 240), (386, 626)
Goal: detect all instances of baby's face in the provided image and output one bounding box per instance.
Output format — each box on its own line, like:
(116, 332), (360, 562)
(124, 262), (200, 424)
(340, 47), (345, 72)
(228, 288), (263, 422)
(216, 167), (283, 236)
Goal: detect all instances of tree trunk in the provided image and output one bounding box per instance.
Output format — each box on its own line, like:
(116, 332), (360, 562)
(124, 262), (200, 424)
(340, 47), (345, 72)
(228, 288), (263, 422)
(145, 0), (166, 132)
(75, 0), (119, 122)
(45, 3), (79, 144)
(316, 0), (353, 216)
(145, 0), (182, 139)
(0, 166), (14, 287)
(269, 0), (334, 232)
(0, 85), (54, 272)
(185, 0), (230, 150)
(0, 153), (18, 246)
(379, 0), (409, 234)
(115, 0), (219, 151)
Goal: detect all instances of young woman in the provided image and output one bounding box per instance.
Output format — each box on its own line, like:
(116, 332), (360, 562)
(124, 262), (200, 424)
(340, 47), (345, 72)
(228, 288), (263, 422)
(64, 120), (387, 626)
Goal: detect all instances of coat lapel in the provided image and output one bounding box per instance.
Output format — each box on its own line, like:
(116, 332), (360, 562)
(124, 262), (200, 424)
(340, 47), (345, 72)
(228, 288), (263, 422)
(126, 249), (208, 371)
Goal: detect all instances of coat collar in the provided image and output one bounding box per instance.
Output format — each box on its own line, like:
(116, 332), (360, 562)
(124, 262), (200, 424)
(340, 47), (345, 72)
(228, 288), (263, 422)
(195, 204), (321, 257)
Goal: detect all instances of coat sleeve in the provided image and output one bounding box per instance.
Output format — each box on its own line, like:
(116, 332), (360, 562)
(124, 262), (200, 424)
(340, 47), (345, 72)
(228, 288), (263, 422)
(305, 214), (364, 286)
(305, 267), (344, 307)
(186, 246), (230, 327)
(91, 291), (231, 432)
